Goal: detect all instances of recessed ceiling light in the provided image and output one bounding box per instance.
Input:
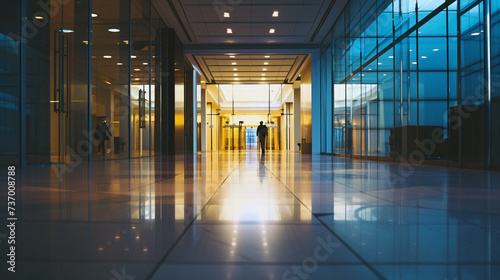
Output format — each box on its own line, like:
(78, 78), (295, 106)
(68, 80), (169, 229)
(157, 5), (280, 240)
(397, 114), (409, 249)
(103, 55), (112, 58)
(261, 74), (265, 76)
(224, 12), (230, 18)
(123, 40), (129, 44)
(412, 62), (417, 64)
(421, 56), (428, 59)
(235, 78), (239, 80)
(108, 28), (120, 33)
(388, 55), (394, 58)
(35, 15), (44, 20)
(264, 62), (269, 65)
(234, 74), (238, 76)
(261, 78), (266, 80)
(134, 68), (141, 71)
(471, 32), (480, 36)
(232, 62), (237, 65)
(233, 68), (237, 71)
(135, 78), (140, 80)
(265, 55), (270, 58)
(269, 29), (275, 34)
(92, 13), (98, 18)
(117, 62), (123, 66)
(227, 28), (233, 34)
(272, 11), (279, 17)
(263, 68), (267, 71)
(131, 55), (137, 58)
(230, 55), (235, 58)
(143, 62), (148, 65)
(82, 40), (89, 44)
(378, 62), (382, 65)
(433, 49), (439, 51)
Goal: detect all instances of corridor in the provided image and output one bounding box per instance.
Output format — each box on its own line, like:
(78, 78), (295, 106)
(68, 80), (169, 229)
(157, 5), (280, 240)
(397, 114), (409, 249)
(10, 152), (500, 280)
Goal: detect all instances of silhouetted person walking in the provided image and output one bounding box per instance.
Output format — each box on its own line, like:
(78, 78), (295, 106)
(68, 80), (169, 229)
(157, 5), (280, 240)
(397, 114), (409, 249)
(257, 121), (268, 154)
(94, 119), (112, 158)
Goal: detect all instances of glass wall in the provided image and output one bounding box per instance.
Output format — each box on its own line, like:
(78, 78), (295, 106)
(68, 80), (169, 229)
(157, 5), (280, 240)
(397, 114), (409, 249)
(0, 1), (21, 165)
(321, 0), (498, 169)
(0, 0), (167, 165)
(492, 0), (500, 168)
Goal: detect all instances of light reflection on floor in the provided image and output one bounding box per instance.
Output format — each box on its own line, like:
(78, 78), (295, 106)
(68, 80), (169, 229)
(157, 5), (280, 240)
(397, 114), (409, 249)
(5, 151), (500, 280)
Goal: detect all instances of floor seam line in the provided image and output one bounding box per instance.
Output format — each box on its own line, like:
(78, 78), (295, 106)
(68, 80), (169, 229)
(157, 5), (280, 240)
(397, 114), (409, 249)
(144, 161), (240, 280)
(262, 160), (387, 280)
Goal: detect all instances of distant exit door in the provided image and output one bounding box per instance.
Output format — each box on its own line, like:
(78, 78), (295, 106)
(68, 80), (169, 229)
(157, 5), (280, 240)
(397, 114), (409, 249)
(246, 127), (257, 150)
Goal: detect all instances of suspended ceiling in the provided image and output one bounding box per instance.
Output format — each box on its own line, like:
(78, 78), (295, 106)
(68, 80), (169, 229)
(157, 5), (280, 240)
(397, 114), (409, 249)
(152, 0), (348, 84)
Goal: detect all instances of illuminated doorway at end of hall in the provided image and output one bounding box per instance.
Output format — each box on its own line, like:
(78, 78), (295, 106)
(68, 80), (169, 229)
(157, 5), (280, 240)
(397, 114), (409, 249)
(206, 84), (294, 152)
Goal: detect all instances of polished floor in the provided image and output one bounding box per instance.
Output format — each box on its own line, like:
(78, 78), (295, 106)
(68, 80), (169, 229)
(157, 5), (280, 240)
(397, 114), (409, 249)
(3, 151), (500, 279)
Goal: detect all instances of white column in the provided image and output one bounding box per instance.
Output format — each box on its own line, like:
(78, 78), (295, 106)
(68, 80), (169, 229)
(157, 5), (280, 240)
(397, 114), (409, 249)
(201, 84), (207, 152)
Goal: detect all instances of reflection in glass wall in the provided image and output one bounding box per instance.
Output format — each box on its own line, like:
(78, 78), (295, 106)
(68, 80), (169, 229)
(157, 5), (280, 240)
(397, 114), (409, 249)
(492, 0), (500, 168)
(92, 0), (130, 159)
(321, 0), (498, 169)
(0, 1), (20, 165)
(1, 0), (167, 165)
(131, 0), (151, 157)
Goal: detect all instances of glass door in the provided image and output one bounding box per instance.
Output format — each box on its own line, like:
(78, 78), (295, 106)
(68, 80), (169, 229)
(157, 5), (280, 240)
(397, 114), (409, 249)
(48, 0), (90, 164)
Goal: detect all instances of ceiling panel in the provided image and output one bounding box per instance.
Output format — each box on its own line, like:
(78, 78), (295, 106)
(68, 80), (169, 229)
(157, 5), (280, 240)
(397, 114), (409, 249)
(152, 0), (343, 83)
(194, 53), (308, 84)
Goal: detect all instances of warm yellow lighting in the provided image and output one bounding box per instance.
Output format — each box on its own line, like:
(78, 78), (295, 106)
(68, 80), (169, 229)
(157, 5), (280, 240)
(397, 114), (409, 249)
(224, 12), (230, 17)
(103, 55), (112, 59)
(265, 55), (270, 58)
(263, 68), (267, 71)
(232, 62), (237, 65)
(227, 28), (233, 34)
(233, 68), (237, 71)
(230, 55), (235, 58)
(269, 29), (275, 34)
(92, 13), (98, 18)
(272, 11), (279, 17)
(108, 28), (120, 33)
(264, 62), (269, 65)
(35, 15), (44, 20)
